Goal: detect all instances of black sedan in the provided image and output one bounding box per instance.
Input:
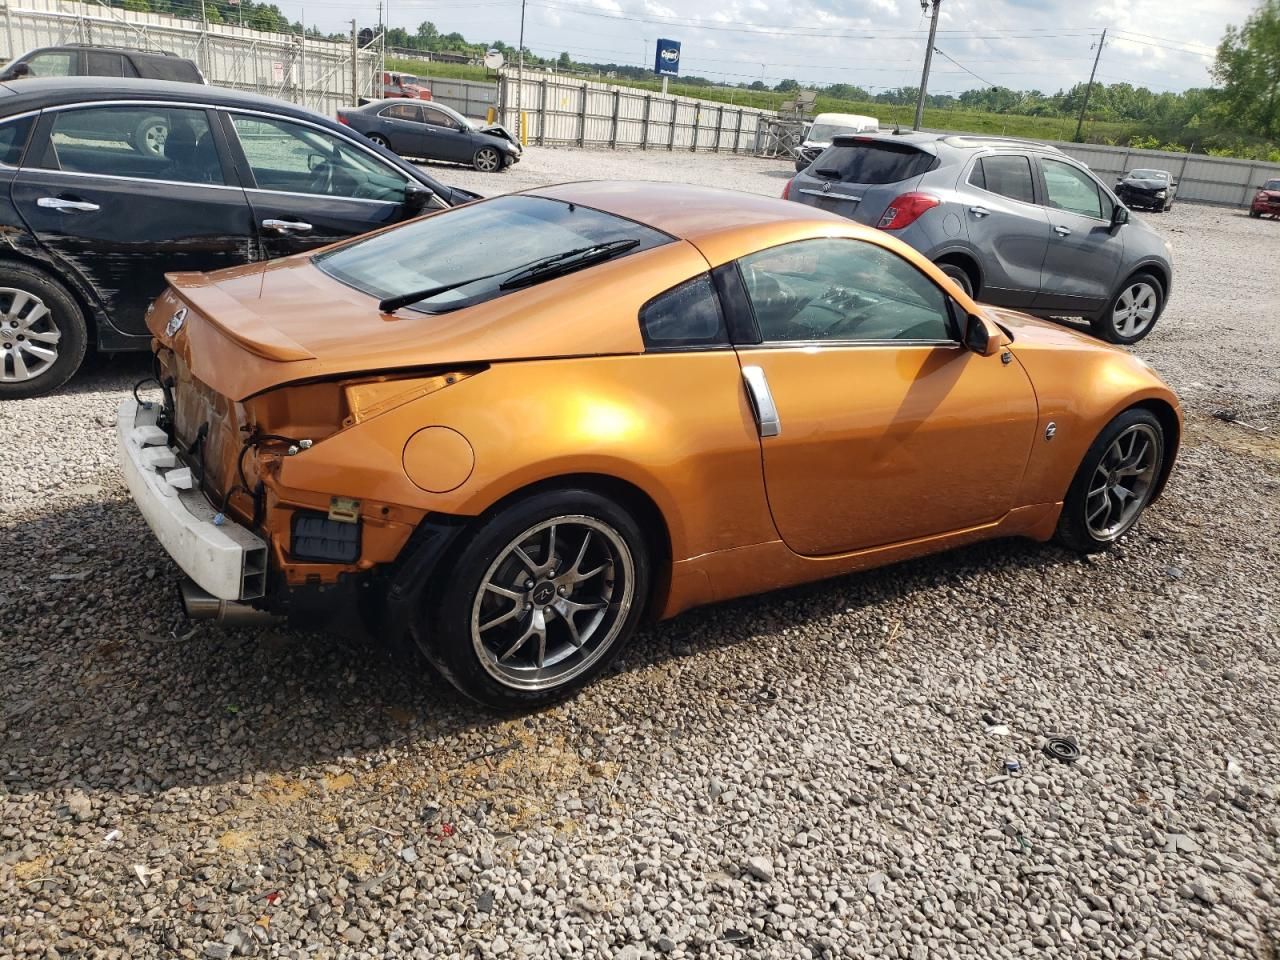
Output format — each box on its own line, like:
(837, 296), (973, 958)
(0, 78), (479, 399)
(1115, 168), (1178, 212)
(338, 100), (521, 173)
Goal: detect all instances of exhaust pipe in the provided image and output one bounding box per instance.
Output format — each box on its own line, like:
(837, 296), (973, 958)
(180, 578), (280, 626)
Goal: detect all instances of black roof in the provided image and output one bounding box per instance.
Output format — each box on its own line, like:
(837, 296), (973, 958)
(20, 43), (185, 57)
(0, 77), (318, 115)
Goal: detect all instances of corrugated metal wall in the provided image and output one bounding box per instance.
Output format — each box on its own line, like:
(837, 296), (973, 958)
(1052, 142), (1280, 207)
(0, 0), (380, 117)
(498, 70), (772, 153)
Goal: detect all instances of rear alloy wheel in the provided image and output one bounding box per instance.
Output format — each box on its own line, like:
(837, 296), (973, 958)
(367, 133), (391, 149)
(937, 262), (975, 298)
(417, 488), (651, 709)
(473, 146), (502, 172)
(1055, 409), (1165, 553)
(133, 116), (169, 158)
(1091, 273), (1163, 345)
(0, 265), (87, 400)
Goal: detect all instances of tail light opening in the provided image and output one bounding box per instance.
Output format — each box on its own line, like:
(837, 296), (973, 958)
(877, 192), (941, 230)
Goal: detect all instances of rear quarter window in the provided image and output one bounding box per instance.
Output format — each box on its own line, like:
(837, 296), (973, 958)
(640, 274), (727, 349)
(0, 116), (34, 166)
(811, 141), (938, 184)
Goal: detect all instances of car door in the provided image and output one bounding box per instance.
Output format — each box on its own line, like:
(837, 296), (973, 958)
(10, 103), (254, 339)
(420, 106), (475, 163)
(962, 153), (1051, 308)
(377, 102), (427, 155)
(222, 110), (417, 259)
(729, 237), (1038, 556)
(1032, 157), (1125, 314)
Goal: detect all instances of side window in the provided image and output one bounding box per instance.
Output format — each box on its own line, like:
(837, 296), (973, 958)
(381, 103), (421, 122)
(422, 108), (460, 130)
(26, 51), (76, 77)
(0, 117), (34, 166)
(640, 274), (727, 349)
(739, 238), (953, 343)
(1042, 158), (1108, 219)
(972, 155), (1035, 204)
(230, 114), (407, 202)
(43, 107), (225, 184)
(85, 51), (126, 77)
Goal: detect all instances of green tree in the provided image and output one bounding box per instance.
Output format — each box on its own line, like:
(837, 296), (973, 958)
(557, 51), (571, 70)
(122, 0), (150, 10)
(774, 78), (799, 93)
(1213, 0), (1280, 138)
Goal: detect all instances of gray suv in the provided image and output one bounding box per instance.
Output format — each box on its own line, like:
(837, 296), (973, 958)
(784, 133), (1174, 344)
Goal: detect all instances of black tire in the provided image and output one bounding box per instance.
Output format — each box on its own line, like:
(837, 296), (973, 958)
(367, 133), (391, 150)
(1054, 408), (1166, 554)
(1090, 271), (1164, 345)
(1249, 209), (1262, 218)
(415, 487), (652, 710)
(937, 261), (975, 298)
(0, 262), (88, 400)
(472, 146), (502, 173)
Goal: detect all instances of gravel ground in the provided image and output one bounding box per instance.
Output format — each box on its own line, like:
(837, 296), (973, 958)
(1, 148), (1278, 960)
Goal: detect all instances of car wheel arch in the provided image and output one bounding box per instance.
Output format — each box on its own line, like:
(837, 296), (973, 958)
(427, 471), (675, 622)
(1127, 398), (1180, 503)
(933, 252), (982, 297)
(0, 252), (100, 347)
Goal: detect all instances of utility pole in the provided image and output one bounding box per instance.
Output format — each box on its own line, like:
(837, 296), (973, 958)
(1074, 28), (1107, 142)
(350, 19), (358, 107)
(377, 1), (384, 98)
(913, 0), (940, 130)
(515, 0), (526, 142)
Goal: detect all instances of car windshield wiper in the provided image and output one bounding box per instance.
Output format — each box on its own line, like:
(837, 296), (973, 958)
(378, 239), (642, 313)
(813, 167), (842, 179)
(497, 239), (641, 290)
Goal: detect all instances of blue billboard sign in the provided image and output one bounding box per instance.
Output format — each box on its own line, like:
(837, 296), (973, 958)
(655, 38), (681, 77)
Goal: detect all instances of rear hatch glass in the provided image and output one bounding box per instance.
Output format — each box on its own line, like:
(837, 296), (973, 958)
(316, 195), (671, 314)
(811, 140), (938, 184)
(793, 140), (938, 224)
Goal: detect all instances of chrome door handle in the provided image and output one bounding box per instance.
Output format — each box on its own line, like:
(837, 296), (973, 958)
(1054, 225), (1072, 237)
(969, 205), (991, 218)
(37, 197), (100, 213)
(741, 365), (781, 438)
(262, 219), (313, 233)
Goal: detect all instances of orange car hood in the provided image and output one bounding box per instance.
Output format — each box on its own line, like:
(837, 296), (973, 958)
(157, 238), (710, 399)
(983, 305), (1116, 352)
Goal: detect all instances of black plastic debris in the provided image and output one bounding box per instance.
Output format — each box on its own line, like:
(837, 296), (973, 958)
(1043, 736), (1081, 764)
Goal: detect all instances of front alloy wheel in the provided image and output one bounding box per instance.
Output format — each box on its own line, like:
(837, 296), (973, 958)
(473, 146), (502, 172)
(1092, 273), (1163, 345)
(1055, 409), (1166, 553)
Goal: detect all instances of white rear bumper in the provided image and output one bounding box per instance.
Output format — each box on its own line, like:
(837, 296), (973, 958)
(116, 398), (268, 601)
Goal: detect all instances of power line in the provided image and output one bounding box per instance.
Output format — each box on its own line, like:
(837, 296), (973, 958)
(932, 46), (999, 88)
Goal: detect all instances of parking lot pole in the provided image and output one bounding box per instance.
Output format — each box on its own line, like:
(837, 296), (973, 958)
(610, 90), (620, 148)
(691, 104), (700, 152)
(641, 95), (652, 149)
(668, 98), (676, 150)
(579, 83), (588, 147)
(538, 78), (548, 146)
(734, 109), (743, 153)
(912, 0), (940, 130)
(714, 106), (723, 152)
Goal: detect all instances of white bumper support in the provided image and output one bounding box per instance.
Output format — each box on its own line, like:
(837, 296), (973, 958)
(116, 398), (268, 601)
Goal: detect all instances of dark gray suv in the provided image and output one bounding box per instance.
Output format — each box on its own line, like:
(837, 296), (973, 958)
(783, 133), (1174, 344)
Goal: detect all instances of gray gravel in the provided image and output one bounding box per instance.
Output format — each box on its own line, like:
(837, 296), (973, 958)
(2, 147), (1278, 959)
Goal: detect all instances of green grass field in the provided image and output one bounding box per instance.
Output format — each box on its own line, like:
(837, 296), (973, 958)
(386, 58), (1140, 145)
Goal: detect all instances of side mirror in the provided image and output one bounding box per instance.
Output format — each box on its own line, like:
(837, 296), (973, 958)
(1110, 205), (1129, 230)
(963, 313), (1002, 357)
(1170, 180), (1178, 187)
(402, 182), (435, 214)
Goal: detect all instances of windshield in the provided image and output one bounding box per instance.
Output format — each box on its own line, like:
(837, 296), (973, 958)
(316, 195), (671, 312)
(1129, 169), (1169, 180)
(807, 122), (867, 143)
(1264, 180), (1280, 191)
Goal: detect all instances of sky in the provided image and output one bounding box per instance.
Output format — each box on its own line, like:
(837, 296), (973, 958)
(280, 0), (1260, 95)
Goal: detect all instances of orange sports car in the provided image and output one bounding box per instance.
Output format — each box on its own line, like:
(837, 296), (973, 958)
(117, 181), (1181, 709)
